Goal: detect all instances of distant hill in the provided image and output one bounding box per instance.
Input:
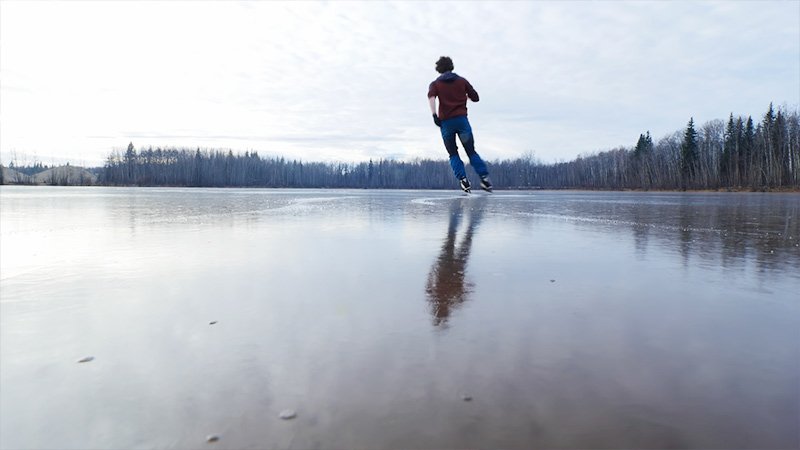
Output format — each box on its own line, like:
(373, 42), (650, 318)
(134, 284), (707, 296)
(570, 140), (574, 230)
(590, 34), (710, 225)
(1, 166), (31, 184)
(32, 166), (97, 185)
(1, 165), (97, 185)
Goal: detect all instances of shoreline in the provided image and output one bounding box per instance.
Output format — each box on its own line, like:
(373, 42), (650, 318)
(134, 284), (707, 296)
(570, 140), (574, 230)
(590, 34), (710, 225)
(3, 183), (799, 193)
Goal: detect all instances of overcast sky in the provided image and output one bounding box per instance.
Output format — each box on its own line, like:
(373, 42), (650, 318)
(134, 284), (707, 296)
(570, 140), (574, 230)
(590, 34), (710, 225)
(1, 1), (798, 167)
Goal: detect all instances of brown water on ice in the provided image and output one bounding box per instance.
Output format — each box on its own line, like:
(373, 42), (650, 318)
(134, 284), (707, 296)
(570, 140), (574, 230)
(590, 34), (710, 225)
(1, 187), (798, 449)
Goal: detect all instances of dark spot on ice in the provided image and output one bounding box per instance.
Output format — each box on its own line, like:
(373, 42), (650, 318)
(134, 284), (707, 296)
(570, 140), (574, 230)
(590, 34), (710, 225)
(77, 356), (94, 363)
(206, 435), (220, 443)
(550, 279), (555, 283)
(209, 321), (217, 325)
(279, 409), (297, 420)
(461, 394), (473, 401)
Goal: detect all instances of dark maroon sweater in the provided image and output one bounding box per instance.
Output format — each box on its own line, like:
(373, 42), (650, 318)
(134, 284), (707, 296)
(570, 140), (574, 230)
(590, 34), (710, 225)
(427, 72), (479, 121)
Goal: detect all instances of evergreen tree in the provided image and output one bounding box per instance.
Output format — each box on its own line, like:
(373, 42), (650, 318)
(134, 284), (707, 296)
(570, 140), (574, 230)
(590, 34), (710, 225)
(124, 142), (137, 184)
(633, 131), (653, 158)
(742, 116), (755, 184)
(680, 118), (699, 186)
(771, 109), (787, 186)
(761, 103), (777, 185)
(722, 114), (737, 183)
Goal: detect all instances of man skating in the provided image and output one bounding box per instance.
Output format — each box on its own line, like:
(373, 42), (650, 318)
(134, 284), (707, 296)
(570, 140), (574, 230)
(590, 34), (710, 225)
(427, 56), (492, 193)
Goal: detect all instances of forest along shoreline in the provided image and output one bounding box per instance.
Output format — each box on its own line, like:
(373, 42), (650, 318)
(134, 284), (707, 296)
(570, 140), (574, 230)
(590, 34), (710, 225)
(3, 165), (799, 192)
(2, 103), (797, 192)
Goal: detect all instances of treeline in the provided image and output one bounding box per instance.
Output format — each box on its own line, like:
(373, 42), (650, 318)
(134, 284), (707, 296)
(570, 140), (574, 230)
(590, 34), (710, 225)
(101, 103), (798, 190)
(506, 102), (798, 190)
(99, 144), (457, 188)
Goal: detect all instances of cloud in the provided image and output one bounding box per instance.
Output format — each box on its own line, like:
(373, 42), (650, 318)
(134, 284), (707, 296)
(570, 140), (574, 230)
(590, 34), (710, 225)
(1, 1), (797, 167)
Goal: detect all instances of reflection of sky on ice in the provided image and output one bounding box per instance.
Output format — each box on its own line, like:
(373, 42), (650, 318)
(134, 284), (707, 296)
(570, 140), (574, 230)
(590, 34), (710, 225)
(1, 187), (798, 449)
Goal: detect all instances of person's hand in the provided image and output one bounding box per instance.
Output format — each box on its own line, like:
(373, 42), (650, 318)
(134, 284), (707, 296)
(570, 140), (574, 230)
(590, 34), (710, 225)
(433, 114), (441, 127)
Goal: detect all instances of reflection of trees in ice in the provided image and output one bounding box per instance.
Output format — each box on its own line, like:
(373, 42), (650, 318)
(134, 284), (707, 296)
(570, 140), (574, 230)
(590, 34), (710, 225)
(425, 198), (485, 328)
(512, 193), (799, 277)
(627, 197), (800, 274)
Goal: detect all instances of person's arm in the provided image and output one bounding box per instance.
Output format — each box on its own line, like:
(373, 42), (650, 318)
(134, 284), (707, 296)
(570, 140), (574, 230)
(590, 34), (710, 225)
(429, 96), (441, 127)
(465, 80), (479, 102)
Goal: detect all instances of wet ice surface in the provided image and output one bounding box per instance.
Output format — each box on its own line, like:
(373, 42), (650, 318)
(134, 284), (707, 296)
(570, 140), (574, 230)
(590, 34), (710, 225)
(1, 187), (798, 449)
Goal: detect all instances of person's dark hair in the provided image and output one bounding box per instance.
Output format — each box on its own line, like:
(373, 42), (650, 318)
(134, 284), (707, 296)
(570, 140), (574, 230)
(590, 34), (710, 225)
(435, 56), (454, 74)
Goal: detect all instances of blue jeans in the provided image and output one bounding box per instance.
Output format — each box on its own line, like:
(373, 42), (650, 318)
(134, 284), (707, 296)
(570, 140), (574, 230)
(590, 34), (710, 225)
(440, 115), (489, 180)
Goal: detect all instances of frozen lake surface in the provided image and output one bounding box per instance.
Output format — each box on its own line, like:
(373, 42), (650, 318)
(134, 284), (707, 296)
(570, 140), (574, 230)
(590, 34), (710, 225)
(1, 187), (798, 449)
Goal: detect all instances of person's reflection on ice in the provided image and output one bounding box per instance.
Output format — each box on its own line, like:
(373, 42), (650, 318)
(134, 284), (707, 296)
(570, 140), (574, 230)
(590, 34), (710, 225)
(425, 198), (485, 327)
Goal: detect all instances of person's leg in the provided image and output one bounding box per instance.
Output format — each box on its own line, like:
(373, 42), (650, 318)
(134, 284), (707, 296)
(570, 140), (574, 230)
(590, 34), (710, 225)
(441, 119), (466, 180)
(456, 117), (490, 178)
(467, 153), (489, 179)
(449, 156), (467, 180)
